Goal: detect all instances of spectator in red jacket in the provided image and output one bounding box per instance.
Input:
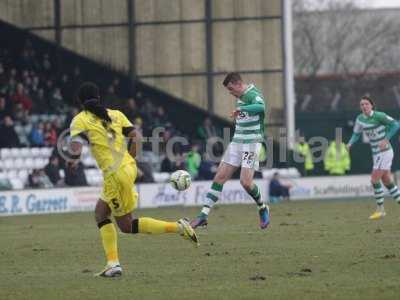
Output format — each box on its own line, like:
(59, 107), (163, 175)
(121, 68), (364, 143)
(44, 121), (57, 147)
(11, 83), (32, 111)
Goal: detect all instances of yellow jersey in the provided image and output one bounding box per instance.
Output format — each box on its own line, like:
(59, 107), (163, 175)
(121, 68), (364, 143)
(70, 109), (135, 173)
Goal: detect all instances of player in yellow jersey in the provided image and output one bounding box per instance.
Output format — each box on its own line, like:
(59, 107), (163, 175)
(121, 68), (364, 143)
(68, 82), (198, 277)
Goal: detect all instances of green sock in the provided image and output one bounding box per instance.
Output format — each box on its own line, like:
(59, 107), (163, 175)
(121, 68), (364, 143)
(201, 182), (223, 216)
(248, 184), (263, 207)
(373, 182), (384, 206)
(385, 182), (400, 203)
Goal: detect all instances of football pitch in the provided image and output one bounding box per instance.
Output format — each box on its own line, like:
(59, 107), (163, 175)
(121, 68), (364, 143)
(2, 199), (400, 300)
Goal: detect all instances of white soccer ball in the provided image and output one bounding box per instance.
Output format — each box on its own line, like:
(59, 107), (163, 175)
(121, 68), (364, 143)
(170, 170), (191, 191)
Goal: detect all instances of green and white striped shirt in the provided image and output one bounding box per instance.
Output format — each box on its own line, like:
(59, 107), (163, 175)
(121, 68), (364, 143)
(351, 111), (397, 156)
(232, 84), (266, 144)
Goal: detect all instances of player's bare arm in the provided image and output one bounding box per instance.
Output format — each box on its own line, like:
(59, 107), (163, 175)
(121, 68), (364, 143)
(123, 126), (142, 158)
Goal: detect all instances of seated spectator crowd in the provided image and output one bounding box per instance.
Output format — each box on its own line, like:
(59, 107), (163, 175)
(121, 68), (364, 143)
(0, 39), (224, 189)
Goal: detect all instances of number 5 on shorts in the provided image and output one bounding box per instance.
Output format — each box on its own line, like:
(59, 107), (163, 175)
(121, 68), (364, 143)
(111, 198), (120, 209)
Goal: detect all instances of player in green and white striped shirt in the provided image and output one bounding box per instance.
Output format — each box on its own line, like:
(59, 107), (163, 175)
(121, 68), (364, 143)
(190, 72), (270, 229)
(347, 96), (400, 220)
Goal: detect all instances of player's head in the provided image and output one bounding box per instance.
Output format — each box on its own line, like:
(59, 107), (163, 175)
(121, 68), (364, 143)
(78, 82), (100, 102)
(77, 82), (111, 123)
(223, 72), (246, 97)
(360, 95), (375, 115)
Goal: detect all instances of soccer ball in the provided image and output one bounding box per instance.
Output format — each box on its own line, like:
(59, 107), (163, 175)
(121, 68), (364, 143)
(170, 170), (191, 191)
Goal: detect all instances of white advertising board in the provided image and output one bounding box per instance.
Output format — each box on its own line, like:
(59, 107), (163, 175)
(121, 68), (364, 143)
(288, 175), (373, 200)
(0, 187), (100, 216)
(137, 179), (268, 208)
(0, 175), (375, 216)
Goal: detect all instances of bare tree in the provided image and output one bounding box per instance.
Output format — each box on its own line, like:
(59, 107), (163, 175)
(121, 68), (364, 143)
(293, 0), (400, 77)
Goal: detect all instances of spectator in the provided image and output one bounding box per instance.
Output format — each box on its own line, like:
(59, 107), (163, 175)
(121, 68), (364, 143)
(71, 66), (82, 91)
(21, 69), (30, 83)
(5, 77), (17, 96)
(19, 47), (35, 71)
(0, 116), (20, 147)
(11, 83), (33, 111)
(161, 155), (176, 173)
(269, 172), (291, 203)
(123, 98), (141, 123)
(28, 169), (53, 188)
(161, 151), (185, 173)
(49, 87), (66, 113)
(153, 106), (168, 128)
(44, 121), (57, 147)
(64, 162), (88, 186)
(44, 79), (54, 100)
(0, 94), (11, 120)
(64, 107), (80, 130)
(13, 103), (29, 123)
(52, 118), (64, 136)
(42, 53), (52, 73)
(197, 117), (218, 141)
(103, 85), (120, 109)
(160, 126), (175, 153)
(0, 63), (7, 87)
(28, 169), (41, 188)
(324, 138), (351, 175)
(198, 153), (218, 180)
(59, 73), (73, 104)
(294, 135), (314, 176)
(112, 77), (120, 94)
(31, 74), (40, 94)
(9, 68), (17, 80)
(31, 88), (47, 114)
(136, 162), (155, 183)
(44, 156), (63, 186)
(186, 144), (202, 179)
(23, 73), (33, 95)
(140, 99), (156, 123)
(29, 122), (45, 146)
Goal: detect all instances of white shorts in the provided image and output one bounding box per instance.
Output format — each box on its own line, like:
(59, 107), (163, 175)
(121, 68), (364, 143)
(221, 142), (262, 170)
(372, 149), (393, 170)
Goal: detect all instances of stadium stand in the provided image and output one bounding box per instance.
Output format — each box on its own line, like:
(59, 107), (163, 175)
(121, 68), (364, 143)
(0, 20), (233, 190)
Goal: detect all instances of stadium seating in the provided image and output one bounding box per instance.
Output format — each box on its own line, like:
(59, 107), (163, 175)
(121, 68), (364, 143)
(0, 22), (233, 190)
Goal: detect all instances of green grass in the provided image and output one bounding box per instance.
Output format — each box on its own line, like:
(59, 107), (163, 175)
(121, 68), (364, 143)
(1, 199), (400, 300)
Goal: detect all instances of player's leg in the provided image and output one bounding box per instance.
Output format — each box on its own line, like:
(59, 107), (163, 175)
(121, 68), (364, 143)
(379, 149), (400, 204)
(381, 171), (400, 203)
(114, 213), (198, 246)
(239, 143), (269, 229)
(190, 161), (238, 228)
(191, 143), (240, 228)
(382, 172), (400, 202)
(240, 166), (270, 229)
(240, 167), (262, 206)
(369, 150), (395, 219)
(115, 163), (199, 245)
(94, 199), (122, 277)
(369, 169), (386, 220)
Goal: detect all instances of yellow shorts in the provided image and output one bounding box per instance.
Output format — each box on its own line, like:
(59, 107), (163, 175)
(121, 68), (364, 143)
(100, 162), (138, 217)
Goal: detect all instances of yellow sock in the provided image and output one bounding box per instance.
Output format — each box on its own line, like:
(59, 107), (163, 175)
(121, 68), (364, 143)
(99, 223), (119, 265)
(138, 217), (179, 234)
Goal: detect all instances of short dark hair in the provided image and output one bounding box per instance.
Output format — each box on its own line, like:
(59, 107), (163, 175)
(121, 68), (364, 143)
(223, 72), (242, 86)
(361, 95), (375, 109)
(78, 82), (100, 104)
